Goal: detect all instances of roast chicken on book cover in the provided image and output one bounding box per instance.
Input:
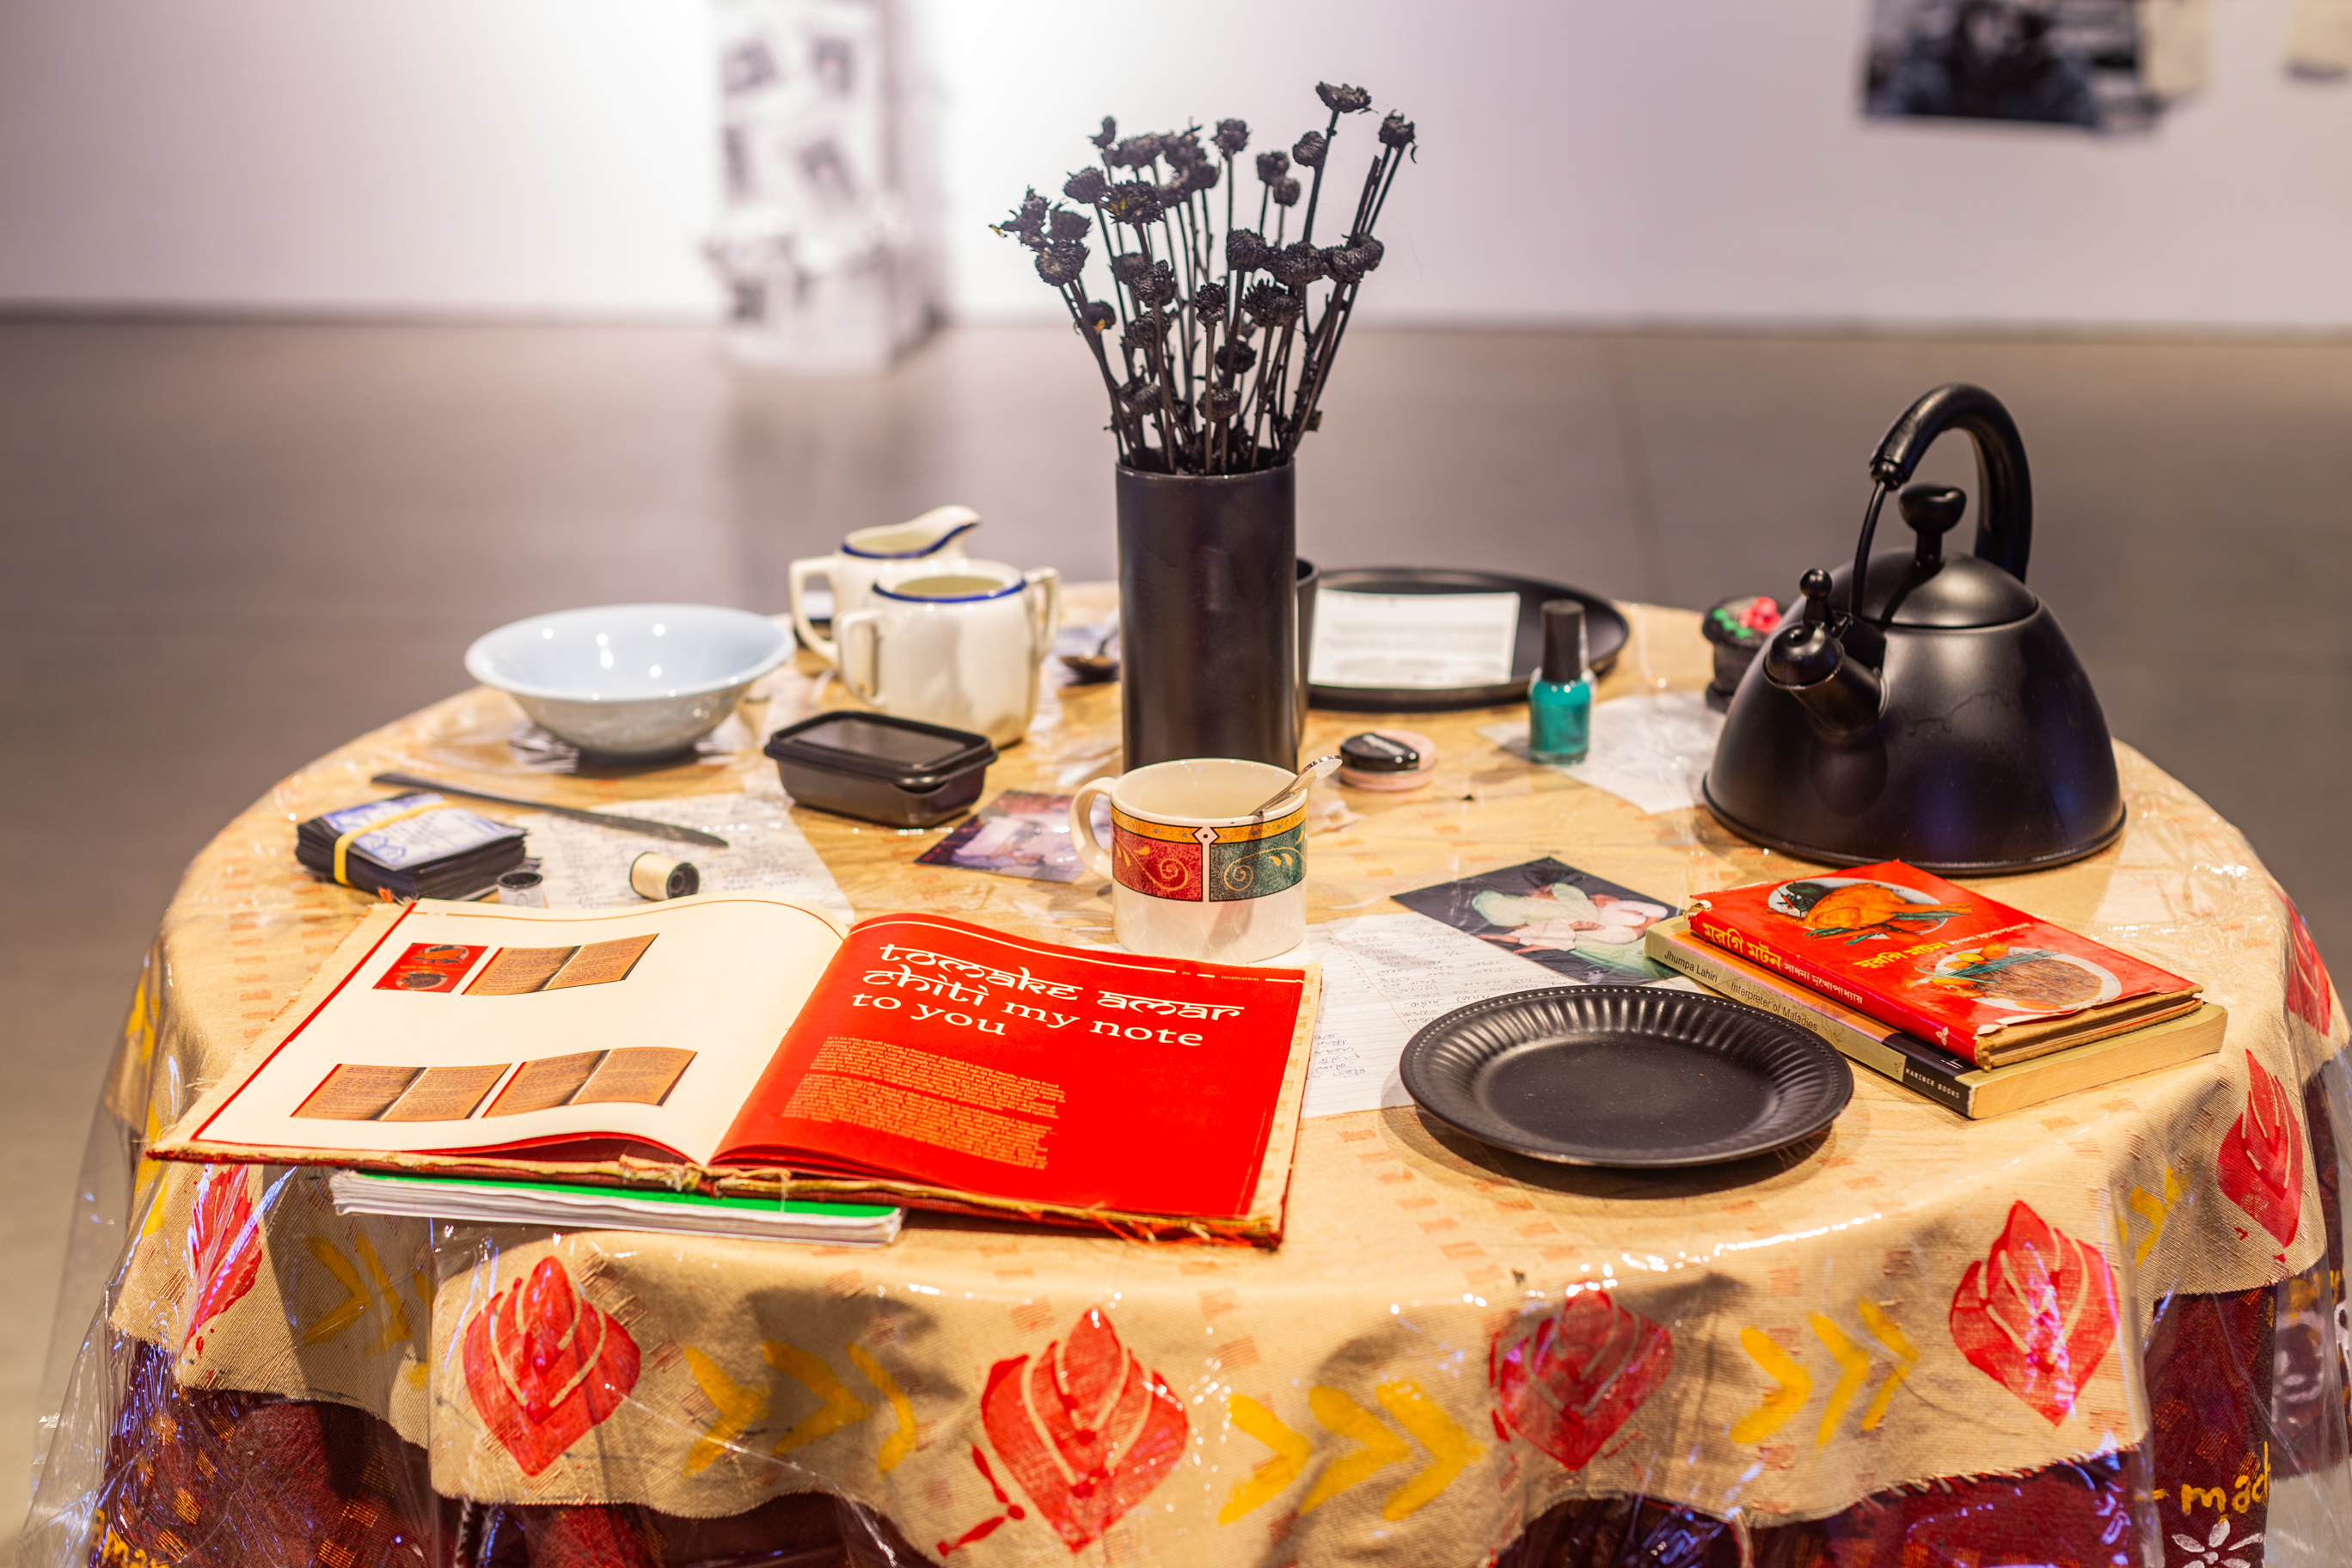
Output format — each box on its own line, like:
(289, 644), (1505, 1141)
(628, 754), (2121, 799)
(1687, 861), (2200, 1065)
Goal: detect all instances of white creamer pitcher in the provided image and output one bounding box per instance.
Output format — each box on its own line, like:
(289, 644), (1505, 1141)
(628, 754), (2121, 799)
(788, 504), (981, 664)
(836, 563), (1061, 746)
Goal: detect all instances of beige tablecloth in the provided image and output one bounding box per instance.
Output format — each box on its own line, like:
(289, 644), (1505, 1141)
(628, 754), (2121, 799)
(74, 597), (2349, 1565)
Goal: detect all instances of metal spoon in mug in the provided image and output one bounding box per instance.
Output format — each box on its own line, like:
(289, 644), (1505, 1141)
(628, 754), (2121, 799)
(1246, 754), (1343, 819)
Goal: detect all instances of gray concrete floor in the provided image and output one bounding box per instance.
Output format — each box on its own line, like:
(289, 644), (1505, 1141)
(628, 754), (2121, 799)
(3, 319), (2349, 1544)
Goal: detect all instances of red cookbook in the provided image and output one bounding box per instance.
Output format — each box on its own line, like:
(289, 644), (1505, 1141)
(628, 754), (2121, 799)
(1687, 861), (2200, 1069)
(155, 897), (1320, 1241)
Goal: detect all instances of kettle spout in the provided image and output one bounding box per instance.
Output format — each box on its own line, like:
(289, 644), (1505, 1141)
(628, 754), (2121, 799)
(1764, 569), (1883, 738)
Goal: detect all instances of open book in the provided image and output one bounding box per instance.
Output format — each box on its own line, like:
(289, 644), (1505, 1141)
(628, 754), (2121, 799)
(155, 896), (1320, 1241)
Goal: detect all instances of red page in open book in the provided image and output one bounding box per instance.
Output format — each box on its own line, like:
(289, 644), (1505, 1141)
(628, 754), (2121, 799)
(716, 914), (1311, 1220)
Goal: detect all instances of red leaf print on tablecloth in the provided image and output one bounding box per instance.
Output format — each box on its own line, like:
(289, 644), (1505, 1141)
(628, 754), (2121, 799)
(182, 1166), (264, 1355)
(2280, 888), (2334, 1035)
(2219, 1048), (2305, 1248)
(1949, 1201), (2118, 1424)
(1490, 1289), (1673, 1470)
(462, 1258), (640, 1476)
(979, 1308), (1186, 1552)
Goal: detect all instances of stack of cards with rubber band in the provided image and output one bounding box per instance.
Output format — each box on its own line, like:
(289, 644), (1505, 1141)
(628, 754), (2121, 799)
(295, 791), (528, 900)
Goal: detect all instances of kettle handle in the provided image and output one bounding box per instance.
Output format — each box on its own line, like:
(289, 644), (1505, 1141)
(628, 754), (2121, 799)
(1866, 383), (2032, 583)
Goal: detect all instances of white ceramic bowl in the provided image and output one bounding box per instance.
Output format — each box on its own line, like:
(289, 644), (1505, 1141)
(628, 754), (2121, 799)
(464, 603), (792, 759)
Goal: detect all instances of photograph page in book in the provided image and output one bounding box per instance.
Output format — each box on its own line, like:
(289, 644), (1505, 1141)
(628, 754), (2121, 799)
(714, 914), (1317, 1223)
(169, 895), (854, 1167)
(1687, 861), (2200, 1068)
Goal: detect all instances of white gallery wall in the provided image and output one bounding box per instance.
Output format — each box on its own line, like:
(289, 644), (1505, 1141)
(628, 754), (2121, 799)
(3, 0), (2351, 329)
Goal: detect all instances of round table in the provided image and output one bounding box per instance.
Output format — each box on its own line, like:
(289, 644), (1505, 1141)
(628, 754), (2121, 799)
(28, 596), (2352, 1568)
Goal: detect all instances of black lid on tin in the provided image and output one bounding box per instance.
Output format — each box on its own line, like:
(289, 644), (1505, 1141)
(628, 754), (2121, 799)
(1540, 600), (1588, 684)
(1340, 731), (1421, 773)
(763, 711), (997, 790)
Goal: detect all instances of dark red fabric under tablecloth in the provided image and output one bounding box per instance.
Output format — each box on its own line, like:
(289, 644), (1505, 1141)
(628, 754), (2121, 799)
(95, 1341), (449, 1568)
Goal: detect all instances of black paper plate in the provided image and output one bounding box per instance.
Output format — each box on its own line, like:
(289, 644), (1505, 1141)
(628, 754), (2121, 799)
(1399, 986), (1853, 1167)
(1307, 568), (1629, 713)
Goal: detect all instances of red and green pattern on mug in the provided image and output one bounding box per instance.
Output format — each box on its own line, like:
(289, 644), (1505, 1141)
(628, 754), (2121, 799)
(1070, 758), (1309, 962)
(1109, 803), (1306, 903)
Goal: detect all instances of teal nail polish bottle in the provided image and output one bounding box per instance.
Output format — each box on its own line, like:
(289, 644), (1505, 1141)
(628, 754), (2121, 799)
(1528, 600), (1591, 764)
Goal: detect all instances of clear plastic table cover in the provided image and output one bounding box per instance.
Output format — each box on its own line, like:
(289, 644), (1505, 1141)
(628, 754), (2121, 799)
(22, 597), (2352, 1568)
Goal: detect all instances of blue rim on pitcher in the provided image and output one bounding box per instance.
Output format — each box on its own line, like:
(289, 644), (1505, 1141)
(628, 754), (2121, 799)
(875, 576), (1026, 603)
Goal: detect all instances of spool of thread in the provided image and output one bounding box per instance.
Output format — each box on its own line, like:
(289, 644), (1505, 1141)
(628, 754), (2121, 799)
(1336, 729), (1439, 791)
(630, 853), (700, 901)
(495, 871), (548, 907)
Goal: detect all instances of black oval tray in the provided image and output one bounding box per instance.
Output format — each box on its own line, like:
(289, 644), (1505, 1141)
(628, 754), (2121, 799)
(1306, 568), (1628, 713)
(1399, 985), (1853, 1167)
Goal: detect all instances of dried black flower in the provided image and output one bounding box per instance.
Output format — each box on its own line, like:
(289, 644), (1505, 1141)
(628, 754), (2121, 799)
(1192, 281), (1229, 316)
(1105, 181), (1171, 226)
(1063, 168), (1108, 205)
(1082, 300), (1117, 332)
(1120, 376), (1164, 413)
(1199, 387), (1243, 423)
(1049, 207), (1091, 243)
(1183, 159), (1220, 194)
(1316, 83), (1373, 114)
(1270, 175), (1301, 208)
(1215, 340), (1258, 374)
(1226, 229), (1269, 272)
(1322, 244), (1365, 285)
(1255, 150), (1290, 184)
(1091, 115), (1118, 150)
(1110, 252), (1154, 285)
(1122, 312), (1171, 354)
(1112, 134), (1164, 169)
(1269, 241), (1326, 288)
(995, 188), (1048, 242)
(1215, 119), (1249, 156)
(1132, 261), (1178, 309)
(1164, 128), (1206, 167)
(1292, 132), (1326, 170)
(1035, 241), (1087, 286)
(1351, 235), (1385, 271)
(1241, 283), (1301, 327)
(1101, 181), (1166, 227)
(1378, 112), (1416, 150)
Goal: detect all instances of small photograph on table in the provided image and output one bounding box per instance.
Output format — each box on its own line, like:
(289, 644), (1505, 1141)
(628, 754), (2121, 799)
(916, 791), (1087, 883)
(1392, 857), (1676, 982)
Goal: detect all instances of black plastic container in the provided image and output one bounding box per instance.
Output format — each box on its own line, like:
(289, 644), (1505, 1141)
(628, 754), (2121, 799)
(1117, 461), (1297, 769)
(763, 713), (995, 828)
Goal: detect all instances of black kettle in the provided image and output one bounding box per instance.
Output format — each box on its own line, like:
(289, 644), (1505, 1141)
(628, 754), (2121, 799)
(1701, 383), (2123, 874)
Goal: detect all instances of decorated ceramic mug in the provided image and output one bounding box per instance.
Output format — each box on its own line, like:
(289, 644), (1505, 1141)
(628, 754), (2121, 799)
(1068, 758), (1307, 963)
(788, 504), (981, 665)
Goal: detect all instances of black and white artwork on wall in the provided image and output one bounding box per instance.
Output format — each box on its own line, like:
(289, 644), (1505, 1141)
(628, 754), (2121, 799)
(1863, 0), (2164, 132)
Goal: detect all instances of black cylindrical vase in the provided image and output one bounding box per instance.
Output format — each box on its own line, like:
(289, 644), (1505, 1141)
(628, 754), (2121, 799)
(1116, 462), (1299, 769)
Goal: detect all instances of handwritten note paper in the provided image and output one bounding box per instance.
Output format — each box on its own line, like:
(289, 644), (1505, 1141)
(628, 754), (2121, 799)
(1268, 915), (1565, 1118)
(519, 791), (854, 923)
(1479, 690), (1724, 815)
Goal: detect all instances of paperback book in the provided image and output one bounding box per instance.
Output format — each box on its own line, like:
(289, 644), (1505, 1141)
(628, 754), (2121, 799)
(1645, 917), (2226, 1118)
(1687, 861), (2201, 1069)
(155, 896), (1320, 1242)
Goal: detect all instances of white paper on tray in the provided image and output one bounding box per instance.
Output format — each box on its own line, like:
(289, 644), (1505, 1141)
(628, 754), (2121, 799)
(1308, 590), (1520, 689)
(1479, 690), (1725, 815)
